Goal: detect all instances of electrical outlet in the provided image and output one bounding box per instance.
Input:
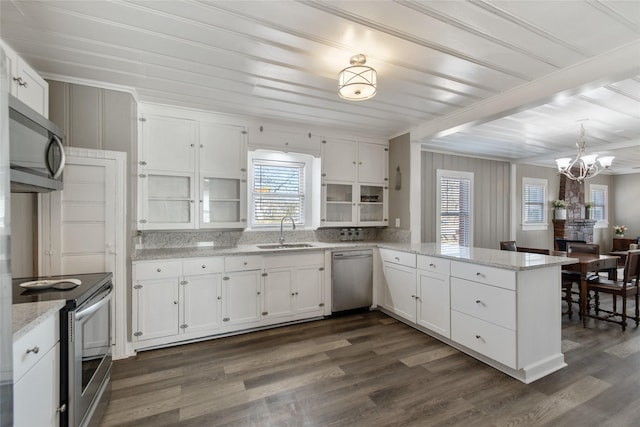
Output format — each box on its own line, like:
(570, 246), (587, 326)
(395, 218), (400, 228)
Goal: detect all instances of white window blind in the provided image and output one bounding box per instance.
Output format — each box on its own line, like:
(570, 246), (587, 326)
(523, 180), (546, 224)
(438, 173), (472, 246)
(590, 184), (608, 223)
(252, 159), (305, 225)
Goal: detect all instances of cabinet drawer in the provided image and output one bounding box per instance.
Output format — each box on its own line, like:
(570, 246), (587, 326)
(183, 257), (224, 276)
(417, 255), (450, 275)
(451, 311), (516, 368)
(134, 260), (182, 280)
(263, 252), (324, 269)
(13, 314), (59, 382)
(451, 261), (516, 291)
(379, 248), (416, 268)
(225, 255), (262, 272)
(450, 278), (515, 329)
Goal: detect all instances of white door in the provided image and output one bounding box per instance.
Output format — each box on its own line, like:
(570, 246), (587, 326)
(41, 149), (128, 359)
(263, 268), (294, 319)
(417, 271), (451, 338)
(322, 139), (357, 182)
(295, 265), (324, 314)
(134, 278), (180, 341)
(382, 263), (417, 322)
(357, 142), (388, 184)
(222, 270), (261, 326)
(199, 122), (247, 176)
(140, 113), (196, 173)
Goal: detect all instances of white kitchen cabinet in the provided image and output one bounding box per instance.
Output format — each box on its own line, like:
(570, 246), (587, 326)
(382, 260), (417, 322)
(321, 138), (388, 227)
(262, 252), (325, 321)
(13, 314), (60, 427)
(417, 255), (451, 338)
(137, 104), (248, 230)
(222, 269), (262, 327)
(248, 125), (322, 156)
(1, 39), (49, 117)
(357, 142), (388, 184)
(132, 258), (223, 347)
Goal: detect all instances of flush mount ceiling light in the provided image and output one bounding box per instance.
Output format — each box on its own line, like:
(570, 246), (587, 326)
(555, 123), (614, 182)
(338, 54), (377, 101)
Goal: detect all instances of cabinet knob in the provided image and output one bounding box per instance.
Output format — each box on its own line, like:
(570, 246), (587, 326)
(139, 161), (147, 166)
(244, 261), (248, 265)
(291, 292), (296, 296)
(173, 301), (178, 305)
(359, 162), (362, 165)
(429, 263), (436, 268)
(352, 161), (356, 164)
(257, 291), (261, 295)
(157, 268), (162, 272)
(133, 331), (143, 337)
(190, 143), (195, 147)
(13, 76), (28, 87)
(475, 335), (482, 339)
(57, 404), (67, 413)
(26, 346), (40, 355)
(262, 311), (269, 315)
(217, 296), (221, 300)
(476, 272), (483, 277)
(200, 144), (204, 148)
(223, 317), (230, 322)
(394, 257), (400, 261)
(202, 265), (206, 269)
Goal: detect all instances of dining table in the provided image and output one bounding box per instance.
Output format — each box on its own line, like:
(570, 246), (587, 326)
(553, 251), (620, 326)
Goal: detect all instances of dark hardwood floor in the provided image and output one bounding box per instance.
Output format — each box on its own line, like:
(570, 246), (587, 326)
(102, 301), (640, 426)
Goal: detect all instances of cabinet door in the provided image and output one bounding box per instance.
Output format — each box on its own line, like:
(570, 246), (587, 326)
(295, 265), (324, 314)
(199, 175), (246, 228)
(199, 122), (247, 175)
(14, 56), (49, 117)
(263, 268), (295, 319)
(14, 342), (60, 427)
(222, 270), (261, 326)
(358, 184), (388, 226)
(139, 172), (195, 229)
(417, 270), (451, 338)
(322, 139), (356, 182)
(181, 274), (222, 334)
(140, 114), (196, 172)
(322, 182), (356, 227)
(133, 278), (180, 341)
(357, 142), (388, 184)
(382, 262), (417, 322)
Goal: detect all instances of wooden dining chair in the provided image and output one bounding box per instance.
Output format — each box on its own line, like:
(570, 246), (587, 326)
(500, 241), (517, 251)
(562, 243), (600, 319)
(586, 250), (640, 330)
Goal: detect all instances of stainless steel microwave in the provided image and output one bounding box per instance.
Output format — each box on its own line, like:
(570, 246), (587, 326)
(9, 94), (65, 192)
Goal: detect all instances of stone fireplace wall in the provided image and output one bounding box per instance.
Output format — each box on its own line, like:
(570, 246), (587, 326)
(554, 174), (595, 245)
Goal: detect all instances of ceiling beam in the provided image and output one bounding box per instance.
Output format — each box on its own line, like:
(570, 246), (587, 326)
(410, 39), (640, 143)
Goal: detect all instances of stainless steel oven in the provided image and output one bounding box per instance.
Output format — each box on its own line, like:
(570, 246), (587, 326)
(13, 272), (113, 427)
(68, 282), (112, 427)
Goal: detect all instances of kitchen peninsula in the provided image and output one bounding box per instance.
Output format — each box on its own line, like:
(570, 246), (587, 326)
(132, 241), (577, 383)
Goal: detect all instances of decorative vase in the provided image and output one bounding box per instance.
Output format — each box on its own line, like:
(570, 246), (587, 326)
(615, 233), (624, 238)
(554, 208), (567, 220)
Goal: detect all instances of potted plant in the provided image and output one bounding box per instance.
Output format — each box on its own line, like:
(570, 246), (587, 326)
(614, 225), (627, 238)
(552, 200), (567, 220)
(584, 201), (594, 219)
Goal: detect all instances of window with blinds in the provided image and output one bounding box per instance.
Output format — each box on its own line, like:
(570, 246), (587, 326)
(590, 184), (608, 224)
(251, 159), (305, 226)
(437, 171), (473, 247)
(523, 178), (547, 225)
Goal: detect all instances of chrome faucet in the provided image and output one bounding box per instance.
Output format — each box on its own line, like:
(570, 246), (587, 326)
(279, 216), (296, 245)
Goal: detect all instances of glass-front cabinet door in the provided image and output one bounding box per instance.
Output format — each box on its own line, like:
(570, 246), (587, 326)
(358, 184), (388, 226)
(139, 172), (195, 229)
(322, 182), (356, 227)
(200, 175), (247, 228)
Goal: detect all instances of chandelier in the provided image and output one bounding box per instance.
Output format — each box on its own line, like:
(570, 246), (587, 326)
(338, 54), (377, 101)
(555, 124), (614, 182)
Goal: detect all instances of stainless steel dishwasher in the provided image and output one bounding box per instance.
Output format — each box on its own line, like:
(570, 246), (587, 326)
(331, 250), (373, 313)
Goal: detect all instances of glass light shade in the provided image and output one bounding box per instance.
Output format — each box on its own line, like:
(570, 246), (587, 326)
(598, 156), (615, 168)
(338, 65), (377, 101)
(581, 154), (598, 167)
(555, 158), (572, 170)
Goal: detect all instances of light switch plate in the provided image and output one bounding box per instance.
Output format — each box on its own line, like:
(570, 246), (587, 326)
(395, 218), (400, 228)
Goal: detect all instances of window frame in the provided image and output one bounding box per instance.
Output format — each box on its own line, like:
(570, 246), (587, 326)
(436, 169), (474, 247)
(589, 183), (608, 228)
(521, 177), (548, 231)
(247, 150), (318, 230)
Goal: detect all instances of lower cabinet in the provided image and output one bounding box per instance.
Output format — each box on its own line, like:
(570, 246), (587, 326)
(382, 261), (417, 322)
(13, 314), (60, 427)
(132, 252), (325, 350)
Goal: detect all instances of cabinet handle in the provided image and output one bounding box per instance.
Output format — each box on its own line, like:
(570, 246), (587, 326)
(223, 277), (229, 281)
(26, 346), (40, 355)
(262, 272), (268, 277)
(217, 296), (221, 300)
(257, 291), (261, 295)
(262, 311), (268, 315)
(190, 143), (195, 147)
(475, 300), (482, 304)
(13, 76), (28, 87)
(157, 268), (162, 272)
(139, 161), (147, 166)
(475, 335), (482, 339)
(180, 324), (188, 329)
(394, 257), (400, 261)
(359, 162), (362, 165)
(57, 404), (67, 413)
(352, 161), (356, 164)
(200, 144), (204, 148)
(411, 295), (415, 299)
(133, 284), (142, 290)
(476, 272), (483, 277)
(319, 303), (325, 307)
(223, 318), (230, 322)
(139, 174), (147, 178)
(173, 301), (178, 305)
(429, 263), (436, 268)
(319, 267), (325, 271)
(180, 280), (188, 285)
(139, 219), (147, 224)
(202, 265), (206, 269)
(240, 168), (247, 172)
(291, 292), (296, 296)
(133, 331), (143, 337)
(244, 261), (248, 265)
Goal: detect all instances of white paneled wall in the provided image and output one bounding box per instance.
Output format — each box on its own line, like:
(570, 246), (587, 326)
(421, 151), (511, 249)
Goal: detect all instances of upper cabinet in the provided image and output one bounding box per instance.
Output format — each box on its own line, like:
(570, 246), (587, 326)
(247, 124), (322, 157)
(137, 104), (247, 230)
(1, 39), (49, 117)
(321, 138), (388, 227)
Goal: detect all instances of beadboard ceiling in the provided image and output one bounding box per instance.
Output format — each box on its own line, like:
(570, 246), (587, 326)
(2, 1), (639, 173)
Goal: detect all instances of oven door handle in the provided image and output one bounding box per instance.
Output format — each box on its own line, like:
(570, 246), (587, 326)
(75, 288), (112, 322)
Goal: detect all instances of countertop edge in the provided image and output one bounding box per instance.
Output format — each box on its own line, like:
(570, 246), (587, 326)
(13, 300), (65, 341)
(133, 242), (577, 271)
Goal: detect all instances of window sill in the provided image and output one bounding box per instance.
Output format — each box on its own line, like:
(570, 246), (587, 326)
(594, 221), (609, 229)
(521, 223), (548, 231)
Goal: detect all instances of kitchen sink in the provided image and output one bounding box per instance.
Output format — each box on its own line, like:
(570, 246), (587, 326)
(256, 243), (315, 249)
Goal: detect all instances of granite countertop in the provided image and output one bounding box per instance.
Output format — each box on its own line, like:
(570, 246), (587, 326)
(13, 300), (65, 342)
(134, 241), (577, 271)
